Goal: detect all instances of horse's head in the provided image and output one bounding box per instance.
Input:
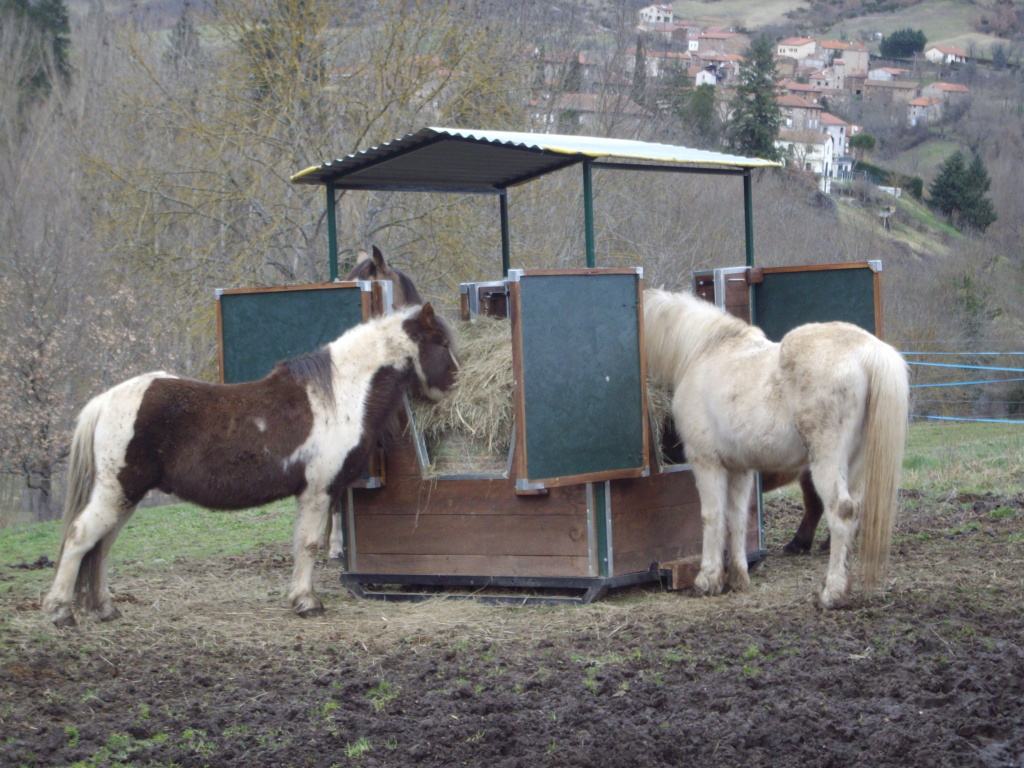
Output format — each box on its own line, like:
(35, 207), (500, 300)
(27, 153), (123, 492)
(348, 246), (424, 309)
(404, 303), (459, 401)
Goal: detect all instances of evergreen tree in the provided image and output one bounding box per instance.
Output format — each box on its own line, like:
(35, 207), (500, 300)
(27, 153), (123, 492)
(630, 35), (647, 107)
(0, 0), (71, 102)
(726, 36), (782, 161)
(928, 149), (997, 232)
(668, 79), (719, 148)
(560, 52), (582, 93)
(879, 28), (927, 59)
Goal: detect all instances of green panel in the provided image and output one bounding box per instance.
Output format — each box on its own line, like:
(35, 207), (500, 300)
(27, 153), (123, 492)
(220, 286), (366, 383)
(519, 273), (645, 482)
(753, 268), (876, 342)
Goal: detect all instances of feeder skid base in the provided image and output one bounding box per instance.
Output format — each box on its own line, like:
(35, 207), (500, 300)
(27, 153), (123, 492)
(342, 432), (761, 603)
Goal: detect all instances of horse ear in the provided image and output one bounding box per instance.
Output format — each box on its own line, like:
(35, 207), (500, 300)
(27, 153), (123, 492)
(418, 302), (436, 329)
(371, 245), (387, 270)
(356, 249), (370, 264)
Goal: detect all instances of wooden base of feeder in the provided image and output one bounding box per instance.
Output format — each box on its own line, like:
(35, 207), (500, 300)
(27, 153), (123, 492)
(336, 420), (763, 603)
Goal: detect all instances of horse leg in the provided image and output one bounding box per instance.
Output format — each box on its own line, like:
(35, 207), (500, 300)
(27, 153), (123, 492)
(724, 470), (756, 591)
(809, 459), (858, 609)
(327, 495), (345, 561)
(43, 489), (132, 627)
(288, 490), (331, 617)
(783, 468), (828, 555)
(691, 465), (729, 597)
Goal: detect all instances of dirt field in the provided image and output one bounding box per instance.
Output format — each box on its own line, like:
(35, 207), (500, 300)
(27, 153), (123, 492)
(2, 492), (1023, 768)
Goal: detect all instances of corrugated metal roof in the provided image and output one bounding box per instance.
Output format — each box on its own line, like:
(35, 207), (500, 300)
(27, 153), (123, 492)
(290, 127), (780, 192)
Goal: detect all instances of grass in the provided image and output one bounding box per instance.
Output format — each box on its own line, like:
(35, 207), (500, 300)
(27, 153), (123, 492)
(819, 0), (1005, 51)
(0, 498), (294, 571)
(0, 422), (1018, 578)
(890, 193), (961, 240)
(900, 420), (1024, 495)
(671, 0), (804, 28)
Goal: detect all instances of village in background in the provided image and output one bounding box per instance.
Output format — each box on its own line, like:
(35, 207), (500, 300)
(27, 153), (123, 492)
(1, 0), (1022, 521)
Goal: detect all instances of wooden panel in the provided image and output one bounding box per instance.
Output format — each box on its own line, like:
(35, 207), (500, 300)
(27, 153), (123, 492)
(610, 471), (703, 576)
(693, 271), (715, 304)
(723, 275), (751, 323)
(353, 513), (589, 557)
(356, 553), (591, 578)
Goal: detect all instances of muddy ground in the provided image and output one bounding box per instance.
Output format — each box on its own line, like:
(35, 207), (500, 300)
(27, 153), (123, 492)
(2, 493), (1023, 768)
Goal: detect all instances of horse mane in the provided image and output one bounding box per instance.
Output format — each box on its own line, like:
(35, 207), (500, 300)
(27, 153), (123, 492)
(643, 289), (764, 386)
(278, 348), (334, 405)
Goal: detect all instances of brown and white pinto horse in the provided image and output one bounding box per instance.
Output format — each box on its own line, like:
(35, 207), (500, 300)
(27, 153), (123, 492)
(643, 289), (909, 608)
(43, 304), (457, 626)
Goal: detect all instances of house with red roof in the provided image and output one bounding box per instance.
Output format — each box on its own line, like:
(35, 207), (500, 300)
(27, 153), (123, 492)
(776, 37), (817, 61)
(924, 46), (968, 64)
(777, 93), (823, 131)
(689, 30), (750, 55)
(921, 81), (970, 103)
(908, 97), (942, 126)
(821, 112), (850, 156)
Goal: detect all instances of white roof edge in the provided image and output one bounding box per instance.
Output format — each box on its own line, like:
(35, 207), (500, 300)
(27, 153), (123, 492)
(428, 127), (782, 169)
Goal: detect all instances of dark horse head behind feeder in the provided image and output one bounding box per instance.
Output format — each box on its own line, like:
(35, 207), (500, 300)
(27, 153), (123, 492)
(43, 304), (458, 626)
(347, 246), (423, 309)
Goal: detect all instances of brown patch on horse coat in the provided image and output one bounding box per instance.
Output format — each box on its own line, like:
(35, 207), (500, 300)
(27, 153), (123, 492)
(120, 368), (315, 510)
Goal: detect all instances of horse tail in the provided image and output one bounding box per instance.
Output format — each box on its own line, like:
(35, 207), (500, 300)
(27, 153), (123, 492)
(59, 392), (106, 610)
(859, 341), (910, 593)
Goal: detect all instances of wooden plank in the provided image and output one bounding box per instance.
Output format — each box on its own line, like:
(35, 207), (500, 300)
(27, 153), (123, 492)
(661, 556), (701, 590)
(355, 553), (591, 578)
(724, 276), (751, 323)
(352, 513), (589, 557)
(352, 476), (587, 518)
(610, 469), (699, 510)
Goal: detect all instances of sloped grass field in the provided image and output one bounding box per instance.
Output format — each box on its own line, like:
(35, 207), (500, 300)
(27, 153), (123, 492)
(1, 422), (1022, 768)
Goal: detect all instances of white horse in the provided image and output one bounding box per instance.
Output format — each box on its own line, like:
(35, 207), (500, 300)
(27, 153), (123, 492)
(643, 289), (908, 608)
(43, 304), (457, 626)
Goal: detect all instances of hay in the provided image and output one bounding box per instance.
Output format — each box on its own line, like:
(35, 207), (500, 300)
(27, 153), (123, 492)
(410, 316), (515, 477)
(409, 315), (678, 476)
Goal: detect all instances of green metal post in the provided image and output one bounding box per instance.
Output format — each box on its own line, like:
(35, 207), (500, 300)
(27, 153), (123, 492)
(743, 170), (755, 270)
(583, 159), (595, 268)
(743, 169), (765, 551)
(326, 181), (339, 281)
(499, 191), (511, 277)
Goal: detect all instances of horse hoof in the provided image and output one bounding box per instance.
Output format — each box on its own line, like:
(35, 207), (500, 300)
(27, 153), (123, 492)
(97, 606), (122, 623)
(726, 571), (751, 592)
(297, 605), (326, 619)
(783, 538), (812, 556)
(693, 572), (723, 597)
(50, 612), (77, 628)
(817, 588), (847, 610)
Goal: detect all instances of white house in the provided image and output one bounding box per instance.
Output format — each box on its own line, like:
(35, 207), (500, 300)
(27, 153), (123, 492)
(639, 4), (674, 25)
(775, 130), (834, 193)
(868, 67), (910, 81)
(821, 112), (849, 157)
(924, 45), (968, 64)
(776, 37), (817, 61)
